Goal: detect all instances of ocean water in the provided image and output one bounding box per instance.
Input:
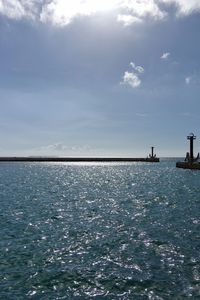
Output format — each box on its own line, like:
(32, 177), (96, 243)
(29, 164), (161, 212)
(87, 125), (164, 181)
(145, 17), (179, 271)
(0, 160), (200, 299)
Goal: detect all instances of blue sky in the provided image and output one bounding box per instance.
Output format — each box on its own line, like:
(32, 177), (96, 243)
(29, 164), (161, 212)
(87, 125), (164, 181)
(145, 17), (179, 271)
(0, 0), (200, 157)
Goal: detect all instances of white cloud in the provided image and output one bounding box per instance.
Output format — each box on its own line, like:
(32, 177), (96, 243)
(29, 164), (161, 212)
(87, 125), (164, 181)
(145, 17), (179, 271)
(41, 0), (89, 26)
(0, 0), (120, 24)
(161, 52), (170, 59)
(40, 0), (167, 26)
(1, 0), (200, 26)
(117, 14), (142, 26)
(0, 0), (45, 20)
(0, 0), (25, 19)
(185, 76), (191, 85)
(120, 0), (166, 21)
(130, 62), (136, 68)
(40, 0), (120, 26)
(121, 71), (141, 88)
(130, 62), (145, 73)
(161, 0), (200, 16)
(121, 61), (144, 88)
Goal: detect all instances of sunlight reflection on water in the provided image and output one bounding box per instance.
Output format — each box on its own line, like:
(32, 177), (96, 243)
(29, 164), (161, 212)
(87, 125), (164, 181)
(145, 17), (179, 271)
(0, 160), (200, 299)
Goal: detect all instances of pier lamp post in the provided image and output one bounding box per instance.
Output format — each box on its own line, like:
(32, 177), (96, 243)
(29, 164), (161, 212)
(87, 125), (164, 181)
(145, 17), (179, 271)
(149, 146), (156, 159)
(151, 147), (154, 158)
(187, 133), (196, 162)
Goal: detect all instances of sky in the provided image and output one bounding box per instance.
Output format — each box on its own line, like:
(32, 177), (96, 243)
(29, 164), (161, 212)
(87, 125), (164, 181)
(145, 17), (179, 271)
(0, 0), (200, 157)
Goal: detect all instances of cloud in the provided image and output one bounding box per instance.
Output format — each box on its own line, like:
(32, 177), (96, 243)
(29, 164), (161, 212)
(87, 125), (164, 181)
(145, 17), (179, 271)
(41, 0), (170, 26)
(40, 0), (166, 26)
(0, 0), (25, 19)
(121, 61), (145, 88)
(0, 0), (116, 24)
(120, 0), (166, 21)
(40, 0), (99, 26)
(121, 71), (141, 88)
(35, 143), (68, 154)
(46, 143), (67, 151)
(161, 0), (200, 16)
(0, 0), (43, 20)
(130, 62), (144, 73)
(185, 76), (191, 85)
(33, 143), (93, 155)
(117, 14), (142, 26)
(40, 0), (125, 26)
(136, 113), (148, 117)
(178, 112), (192, 117)
(1, 0), (200, 26)
(161, 52), (170, 59)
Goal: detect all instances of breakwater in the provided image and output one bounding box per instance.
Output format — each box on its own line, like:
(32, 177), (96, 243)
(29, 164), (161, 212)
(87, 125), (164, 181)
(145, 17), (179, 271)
(176, 161), (200, 170)
(0, 157), (160, 162)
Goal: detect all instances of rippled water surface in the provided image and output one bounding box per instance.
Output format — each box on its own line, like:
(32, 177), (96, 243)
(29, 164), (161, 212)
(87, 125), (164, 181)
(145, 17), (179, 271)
(0, 160), (200, 299)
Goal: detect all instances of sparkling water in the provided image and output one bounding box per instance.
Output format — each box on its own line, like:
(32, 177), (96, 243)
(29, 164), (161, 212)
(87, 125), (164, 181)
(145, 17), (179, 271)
(1, 160), (200, 299)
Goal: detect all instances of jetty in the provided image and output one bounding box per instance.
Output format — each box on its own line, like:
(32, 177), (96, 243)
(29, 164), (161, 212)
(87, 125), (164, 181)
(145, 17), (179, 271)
(176, 133), (200, 170)
(0, 147), (159, 163)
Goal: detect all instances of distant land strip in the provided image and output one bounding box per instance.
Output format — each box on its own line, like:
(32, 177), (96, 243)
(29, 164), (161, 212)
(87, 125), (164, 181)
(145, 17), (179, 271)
(0, 157), (159, 162)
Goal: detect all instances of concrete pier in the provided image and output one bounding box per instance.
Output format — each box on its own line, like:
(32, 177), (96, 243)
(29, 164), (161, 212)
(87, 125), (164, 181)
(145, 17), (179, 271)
(176, 161), (200, 169)
(0, 156), (159, 163)
(176, 133), (200, 170)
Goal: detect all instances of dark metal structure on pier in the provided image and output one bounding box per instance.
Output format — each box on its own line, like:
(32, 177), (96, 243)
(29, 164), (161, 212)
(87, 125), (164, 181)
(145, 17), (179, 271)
(149, 147), (156, 159)
(146, 146), (159, 162)
(186, 133), (196, 162)
(176, 133), (200, 169)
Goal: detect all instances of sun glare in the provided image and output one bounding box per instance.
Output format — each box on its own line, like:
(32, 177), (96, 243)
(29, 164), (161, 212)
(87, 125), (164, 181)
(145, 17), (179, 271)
(42, 0), (121, 26)
(81, 0), (119, 13)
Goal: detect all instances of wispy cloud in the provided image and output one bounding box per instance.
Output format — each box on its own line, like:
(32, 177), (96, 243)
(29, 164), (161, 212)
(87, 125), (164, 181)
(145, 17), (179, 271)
(136, 113), (148, 117)
(178, 112), (192, 117)
(33, 143), (93, 156)
(1, 1), (200, 26)
(185, 76), (191, 85)
(161, 52), (170, 59)
(130, 62), (144, 73)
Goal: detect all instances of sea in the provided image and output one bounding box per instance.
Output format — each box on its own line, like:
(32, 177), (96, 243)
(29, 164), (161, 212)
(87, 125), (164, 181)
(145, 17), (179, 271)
(0, 159), (200, 299)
